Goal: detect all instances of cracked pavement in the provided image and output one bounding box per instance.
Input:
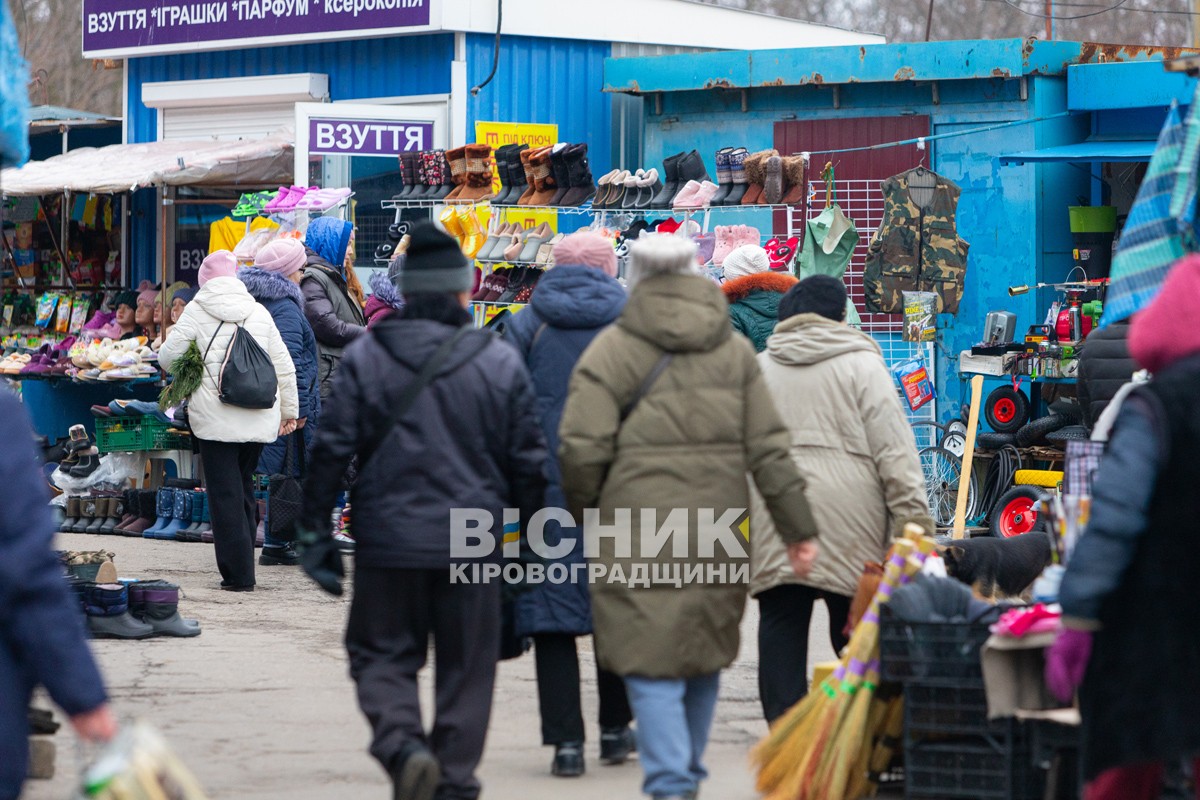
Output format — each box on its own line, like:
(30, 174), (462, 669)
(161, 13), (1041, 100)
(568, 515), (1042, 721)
(26, 533), (839, 800)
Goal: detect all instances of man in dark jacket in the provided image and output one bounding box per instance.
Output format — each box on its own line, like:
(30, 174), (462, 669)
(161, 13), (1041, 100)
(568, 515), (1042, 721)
(303, 217), (366, 399)
(0, 390), (115, 799)
(1077, 318), (1137, 430)
(298, 223), (548, 800)
(502, 232), (635, 778)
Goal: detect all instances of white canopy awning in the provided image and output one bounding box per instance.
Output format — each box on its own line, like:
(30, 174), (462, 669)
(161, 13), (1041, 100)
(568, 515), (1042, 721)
(0, 132), (293, 196)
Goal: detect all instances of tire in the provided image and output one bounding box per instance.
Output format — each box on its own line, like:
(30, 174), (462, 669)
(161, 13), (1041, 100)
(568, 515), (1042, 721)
(1048, 398), (1083, 423)
(977, 431), (1018, 450)
(989, 485), (1050, 538)
(919, 446), (979, 527)
(1014, 414), (1068, 448)
(984, 386), (1030, 433)
(1046, 425), (1089, 445)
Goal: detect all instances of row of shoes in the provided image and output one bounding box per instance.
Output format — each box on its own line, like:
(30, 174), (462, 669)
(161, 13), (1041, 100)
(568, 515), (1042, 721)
(475, 222), (558, 264)
(393, 144), (496, 204)
(374, 219), (413, 261)
(492, 143), (596, 207)
(471, 266), (544, 305)
(71, 578), (200, 640)
(258, 186), (352, 215)
(89, 398), (174, 423)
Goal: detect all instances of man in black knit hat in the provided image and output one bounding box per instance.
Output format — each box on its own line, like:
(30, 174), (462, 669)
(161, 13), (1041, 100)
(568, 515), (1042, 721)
(298, 222), (547, 800)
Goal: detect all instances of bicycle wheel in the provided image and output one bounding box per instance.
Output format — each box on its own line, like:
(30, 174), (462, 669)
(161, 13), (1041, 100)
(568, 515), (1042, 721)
(919, 446), (978, 528)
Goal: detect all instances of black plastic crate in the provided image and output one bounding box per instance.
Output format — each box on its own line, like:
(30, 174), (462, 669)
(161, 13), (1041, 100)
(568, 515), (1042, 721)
(904, 683), (1008, 736)
(880, 610), (992, 685)
(904, 729), (1043, 800)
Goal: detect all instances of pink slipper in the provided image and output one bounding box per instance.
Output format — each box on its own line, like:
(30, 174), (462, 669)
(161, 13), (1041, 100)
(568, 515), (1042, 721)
(262, 187), (292, 213)
(276, 186), (314, 212)
(671, 180), (702, 208)
(296, 187), (352, 211)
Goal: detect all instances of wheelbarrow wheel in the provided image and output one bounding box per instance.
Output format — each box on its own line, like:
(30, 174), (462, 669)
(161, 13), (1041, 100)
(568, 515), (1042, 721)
(989, 485), (1050, 538)
(984, 386), (1030, 433)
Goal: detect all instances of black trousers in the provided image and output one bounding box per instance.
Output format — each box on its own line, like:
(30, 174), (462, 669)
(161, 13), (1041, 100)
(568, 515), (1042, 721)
(533, 633), (633, 745)
(346, 568), (500, 800)
(197, 438), (263, 589)
(757, 583), (852, 724)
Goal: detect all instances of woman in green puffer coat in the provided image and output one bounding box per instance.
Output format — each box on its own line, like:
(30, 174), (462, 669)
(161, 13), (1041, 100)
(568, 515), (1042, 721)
(720, 245), (797, 352)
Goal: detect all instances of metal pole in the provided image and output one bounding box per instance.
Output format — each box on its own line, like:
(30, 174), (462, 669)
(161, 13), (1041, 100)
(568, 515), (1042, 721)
(1194, 0), (1200, 48)
(925, 0), (935, 41)
(1045, 0), (1052, 39)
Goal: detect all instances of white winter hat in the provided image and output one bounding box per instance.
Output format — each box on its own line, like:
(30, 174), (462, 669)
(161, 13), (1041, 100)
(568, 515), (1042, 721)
(721, 245), (771, 280)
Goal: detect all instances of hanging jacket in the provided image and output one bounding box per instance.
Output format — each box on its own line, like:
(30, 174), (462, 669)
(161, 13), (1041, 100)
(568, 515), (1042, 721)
(238, 267), (321, 475)
(1077, 319), (1136, 430)
(721, 272), (797, 352)
(502, 265), (628, 638)
(797, 203), (863, 328)
(749, 313), (931, 599)
(158, 276), (299, 443)
(301, 253), (366, 400)
(558, 273), (819, 679)
(863, 170), (970, 315)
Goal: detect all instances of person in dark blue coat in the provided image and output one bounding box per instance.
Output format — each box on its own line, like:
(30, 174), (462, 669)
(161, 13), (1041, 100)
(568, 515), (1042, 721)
(243, 237), (322, 567)
(0, 389), (114, 799)
(501, 231), (636, 778)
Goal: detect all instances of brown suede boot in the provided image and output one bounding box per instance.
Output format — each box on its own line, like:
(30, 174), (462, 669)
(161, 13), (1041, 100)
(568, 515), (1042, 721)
(457, 143), (496, 202)
(516, 148), (541, 205)
(780, 155), (807, 206)
(443, 146), (468, 201)
(741, 149), (777, 206)
(527, 146), (559, 206)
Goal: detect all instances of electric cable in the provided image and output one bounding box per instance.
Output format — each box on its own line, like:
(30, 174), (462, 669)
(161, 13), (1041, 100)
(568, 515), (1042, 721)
(976, 444), (1023, 522)
(802, 111), (1077, 158)
(983, 0), (1199, 14)
(993, 0), (1133, 19)
(470, 0), (503, 96)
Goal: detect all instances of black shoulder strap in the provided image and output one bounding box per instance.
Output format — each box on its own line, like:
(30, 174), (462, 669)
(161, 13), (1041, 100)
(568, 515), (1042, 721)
(200, 321), (226, 386)
(620, 352), (673, 422)
(360, 325), (475, 469)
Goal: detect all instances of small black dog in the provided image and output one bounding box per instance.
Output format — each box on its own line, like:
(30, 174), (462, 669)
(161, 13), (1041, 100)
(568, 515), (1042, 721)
(939, 532), (1054, 600)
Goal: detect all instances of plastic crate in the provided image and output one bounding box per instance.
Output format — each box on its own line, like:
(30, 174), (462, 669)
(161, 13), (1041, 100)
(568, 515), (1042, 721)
(141, 418), (189, 451)
(95, 417), (144, 453)
(904, 729), (1043, 800)
(880, 611), (993, 684)
(904, 682), (1005, 736)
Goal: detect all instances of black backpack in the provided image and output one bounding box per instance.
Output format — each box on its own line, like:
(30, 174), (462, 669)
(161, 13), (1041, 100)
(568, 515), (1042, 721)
(203, 320), (279, 410)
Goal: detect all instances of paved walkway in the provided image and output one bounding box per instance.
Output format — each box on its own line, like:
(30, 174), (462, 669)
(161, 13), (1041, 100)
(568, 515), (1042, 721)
(28, 533), (839, 800)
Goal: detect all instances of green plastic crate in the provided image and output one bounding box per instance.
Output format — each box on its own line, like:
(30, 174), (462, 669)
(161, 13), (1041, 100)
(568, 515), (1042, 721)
(95, 417), (143, 453)
(142, 418), (190, 451)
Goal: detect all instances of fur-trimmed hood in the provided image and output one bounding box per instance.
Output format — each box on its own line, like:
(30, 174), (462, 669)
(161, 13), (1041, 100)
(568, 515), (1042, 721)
(368, 270), (404, 313)
(721, 271), (797, 303)
(238, 266), (304, 307)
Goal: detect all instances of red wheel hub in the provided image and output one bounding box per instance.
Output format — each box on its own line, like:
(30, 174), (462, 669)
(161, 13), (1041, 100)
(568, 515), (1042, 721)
(999, 497), (1038, 538)
(993, 398), (1017, 424)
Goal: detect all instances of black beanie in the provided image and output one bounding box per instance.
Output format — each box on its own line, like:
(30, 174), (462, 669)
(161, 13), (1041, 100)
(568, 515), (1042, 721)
(778, 275), (847, 322)
(398, 221), (472, 294)
(113, 290), (139, 310)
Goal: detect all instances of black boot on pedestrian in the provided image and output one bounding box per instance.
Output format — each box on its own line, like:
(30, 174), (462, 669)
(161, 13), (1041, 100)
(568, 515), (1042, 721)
(259, 542), (300, 566)
(551, 742), (585, 777)
(599, 725), (637, 765)
(390, 742), (440, 800)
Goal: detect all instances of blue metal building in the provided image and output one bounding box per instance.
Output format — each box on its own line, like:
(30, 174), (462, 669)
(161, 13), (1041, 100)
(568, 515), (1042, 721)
(604, 39), (1197, 417)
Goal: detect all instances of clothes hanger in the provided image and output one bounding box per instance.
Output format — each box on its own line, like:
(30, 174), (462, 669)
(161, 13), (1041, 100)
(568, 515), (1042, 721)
(822, 161), (836, 207)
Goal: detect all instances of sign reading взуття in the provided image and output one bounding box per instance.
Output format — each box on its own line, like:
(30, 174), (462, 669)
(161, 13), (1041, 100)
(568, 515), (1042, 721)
(308, 118), (433, 156)
(82, 0), (432, 58)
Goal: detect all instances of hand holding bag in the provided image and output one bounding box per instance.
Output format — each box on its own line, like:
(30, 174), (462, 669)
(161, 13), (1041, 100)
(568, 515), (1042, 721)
(268, 431), (305, 542)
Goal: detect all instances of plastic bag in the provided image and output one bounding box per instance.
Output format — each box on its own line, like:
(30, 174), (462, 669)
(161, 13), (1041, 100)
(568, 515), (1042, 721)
(80, 720), (210, 799)
(51, 452), (143, 495)
(893, 357), (936, 411)
(902, 291), (937, 342)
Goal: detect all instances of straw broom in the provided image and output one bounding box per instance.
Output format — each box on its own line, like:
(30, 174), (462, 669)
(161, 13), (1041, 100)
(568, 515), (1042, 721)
(848, 693), (906, 799)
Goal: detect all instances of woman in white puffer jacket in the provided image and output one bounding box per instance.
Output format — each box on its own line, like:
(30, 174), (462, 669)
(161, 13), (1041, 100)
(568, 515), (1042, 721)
(159, 251), (299, 592)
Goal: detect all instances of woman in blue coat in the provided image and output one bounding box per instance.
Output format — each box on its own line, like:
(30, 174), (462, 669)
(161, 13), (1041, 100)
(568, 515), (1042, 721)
(502, 232), (635, 778)
(242, 238), (322, 566)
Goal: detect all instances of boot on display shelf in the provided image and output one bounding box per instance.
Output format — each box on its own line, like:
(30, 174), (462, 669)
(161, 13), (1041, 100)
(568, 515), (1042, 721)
(442, 146), (468, 202)
(393, 152), (419, 200)
(110, 490), (138, 533)
(548, 147), (573, 207)
(525, 146), (559, 206)
(176, 490), (204, 542)
(84, 496), (112, 534)
(60, 496), (81, 534)
(710, 147), (735, 206)
(559, 143), (598, 207)
(120, 490), (158, 537)
(191, 493), (211, 543)
(458, 143), (497, 202)
(491, 144), (518, 204)
(142, 488), (175, 538)
(515, 148), (539, 206)
(650, 152), (684, 209)
(723, 148), (750, 205)
(780, 155), (807, 206)
(70, 496), (98, 534)
(151, 488), (191, 541)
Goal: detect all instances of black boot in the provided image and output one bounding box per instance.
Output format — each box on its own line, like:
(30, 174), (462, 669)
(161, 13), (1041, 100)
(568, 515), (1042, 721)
(600, 725), (637, 765)
(491, 144), (517, 205)
(389, 742), (440, 800)
(259, 542), (300, 566)
(69, 447), (101, 479)
(551, 742), (585, 777)
(499, 145), (528, 206)
(559, 143), (597, 207)
(675, 149), (711, 185)
(548, 147), (573, 207)
(130, 580), (201, 637)
(650, 152), (685, 209)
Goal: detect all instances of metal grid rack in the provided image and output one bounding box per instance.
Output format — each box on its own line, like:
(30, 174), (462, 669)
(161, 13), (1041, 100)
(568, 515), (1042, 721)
(793, 178), (939, 437)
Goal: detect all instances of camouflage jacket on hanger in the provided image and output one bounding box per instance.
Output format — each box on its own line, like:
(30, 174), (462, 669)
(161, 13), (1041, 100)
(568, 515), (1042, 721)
(863, 170), (970, 315)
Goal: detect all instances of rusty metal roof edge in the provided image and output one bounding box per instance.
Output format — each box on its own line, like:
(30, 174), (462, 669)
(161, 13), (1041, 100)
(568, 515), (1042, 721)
(602, 38), (1199, 95)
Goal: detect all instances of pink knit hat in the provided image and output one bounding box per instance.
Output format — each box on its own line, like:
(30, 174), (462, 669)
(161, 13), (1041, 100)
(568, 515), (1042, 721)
(198, 250), (239, 287)
(254, 238), (307, 277)
(137, 286), (158, 306)
(552, 231), (617, 277)
(1128, 255), (1200, 373)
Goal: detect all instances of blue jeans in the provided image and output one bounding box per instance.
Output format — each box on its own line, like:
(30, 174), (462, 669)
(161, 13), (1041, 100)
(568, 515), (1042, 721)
(624, 672), (720, 798)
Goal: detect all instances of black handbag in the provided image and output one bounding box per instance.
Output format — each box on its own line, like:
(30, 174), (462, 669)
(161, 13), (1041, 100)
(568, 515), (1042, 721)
(268, 431), (305, 542)
(203, 320), (279, 410)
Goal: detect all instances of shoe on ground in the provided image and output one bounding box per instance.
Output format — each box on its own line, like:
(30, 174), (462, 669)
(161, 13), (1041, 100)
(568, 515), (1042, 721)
(87, 612), (155, 640)
(600, 725), (637, 765)
(259, 543), (300, 566)
(390, 743), (440, 800)
(551, 742), (585, 777)
(219, 583), (255, 592)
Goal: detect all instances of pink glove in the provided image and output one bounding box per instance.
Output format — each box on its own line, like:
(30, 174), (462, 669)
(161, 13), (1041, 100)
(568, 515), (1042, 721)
(1044, 627), (1093, 702)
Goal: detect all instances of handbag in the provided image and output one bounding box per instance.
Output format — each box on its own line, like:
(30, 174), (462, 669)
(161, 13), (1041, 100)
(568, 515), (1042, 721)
(268, 431), (305, 542)
(202, 320), (279, 410)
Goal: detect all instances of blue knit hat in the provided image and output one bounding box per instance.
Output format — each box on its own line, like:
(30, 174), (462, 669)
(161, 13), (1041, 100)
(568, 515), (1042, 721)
(305, 217), (354, 271)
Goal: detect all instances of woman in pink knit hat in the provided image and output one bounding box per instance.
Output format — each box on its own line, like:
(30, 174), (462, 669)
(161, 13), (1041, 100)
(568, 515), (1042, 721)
(499, 231), (637, 778)
(1047, 254), (1200, 799)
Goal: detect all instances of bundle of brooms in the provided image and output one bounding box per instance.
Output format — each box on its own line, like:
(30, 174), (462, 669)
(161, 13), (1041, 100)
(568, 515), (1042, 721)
(751, 528), (936, 800)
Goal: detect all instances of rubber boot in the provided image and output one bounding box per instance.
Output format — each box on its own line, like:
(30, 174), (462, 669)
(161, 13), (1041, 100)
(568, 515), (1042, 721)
(192, 492), (211, 543)
(70, 496), (98, 533)
(122, 490), (157, 537)
(142, 488), (175, 538)
(113, 489), (138, 531)
(85, 497), (111, 534)
(60, 496), (81, 533)
(130, 580), (201, 637)
(157, 489), (191, 540)
(84, 583), (154, 640)
(254, 498), (267, 548)
(177, 490), (202, 541)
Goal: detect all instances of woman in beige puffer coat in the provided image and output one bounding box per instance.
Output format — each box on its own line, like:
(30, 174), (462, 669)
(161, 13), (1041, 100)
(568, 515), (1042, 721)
(749, 275), (931, 723)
